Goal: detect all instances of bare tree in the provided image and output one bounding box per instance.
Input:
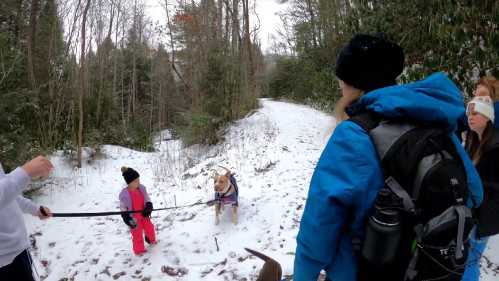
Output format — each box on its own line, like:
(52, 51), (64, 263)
(77, 0), (92, 168)
(27, 0), (41, 89)
(163, 0), (190, 90)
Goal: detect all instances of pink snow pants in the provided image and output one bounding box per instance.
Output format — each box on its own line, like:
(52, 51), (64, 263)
(130, 217), (156, 255)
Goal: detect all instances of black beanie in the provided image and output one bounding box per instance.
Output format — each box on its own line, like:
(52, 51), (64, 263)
(121, 166), (140, 184)
(335, 33), (404, 93)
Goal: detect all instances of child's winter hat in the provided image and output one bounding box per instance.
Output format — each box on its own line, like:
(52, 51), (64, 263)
(121, 166), (140, 184)
(467, 96), (495, 123)
(335, 33), (405, 93)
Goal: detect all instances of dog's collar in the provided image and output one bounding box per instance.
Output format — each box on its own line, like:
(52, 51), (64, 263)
(217, 183), (234, 198)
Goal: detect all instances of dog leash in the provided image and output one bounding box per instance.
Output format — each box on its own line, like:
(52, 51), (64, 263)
(43, 200), (213, 218)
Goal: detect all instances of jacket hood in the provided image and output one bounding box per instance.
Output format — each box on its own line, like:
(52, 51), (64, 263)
(352, 72), (465, 131)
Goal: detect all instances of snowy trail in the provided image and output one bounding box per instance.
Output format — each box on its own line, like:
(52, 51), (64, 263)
(25, 99), (332, 281)
(25, 99), (499, 280)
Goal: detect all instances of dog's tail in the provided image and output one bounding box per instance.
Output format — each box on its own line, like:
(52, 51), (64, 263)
(245, 248), (273, 262)
(245, 248), (282, 281)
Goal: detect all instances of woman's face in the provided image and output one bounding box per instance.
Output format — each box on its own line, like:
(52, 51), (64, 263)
(338, 80), (362, 99)
(474, 85), (490, 97)
(467, 108), (489, 136)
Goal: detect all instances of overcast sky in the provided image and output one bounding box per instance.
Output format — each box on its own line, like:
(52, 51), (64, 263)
(254, 0), (289, 52)
(145, 0), (289, 53)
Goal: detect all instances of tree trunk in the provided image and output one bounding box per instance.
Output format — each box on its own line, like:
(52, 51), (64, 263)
(217, 0), (223, 40)
(306, 0), (318, 48)
(149, 47), (154, 137)
(164, 0), (190, 90)
(77, 0), (92, 168)
(112, 0), (121, 110)
(96, 0), (104, 127)
(231, 0), (239, 54)
(131, 0), (138, 117)
(243, 0), (253, 77)
(27, 0), (40, 89)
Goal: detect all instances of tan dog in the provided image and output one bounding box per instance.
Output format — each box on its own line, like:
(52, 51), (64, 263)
(245, 248), (282, 281)
(213, 167), (239, 225)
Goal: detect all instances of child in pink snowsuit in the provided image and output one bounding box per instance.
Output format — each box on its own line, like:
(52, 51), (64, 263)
(119, 167), (157, 255)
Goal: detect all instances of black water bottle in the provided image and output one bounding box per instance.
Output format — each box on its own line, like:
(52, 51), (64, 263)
(361, 188), (402, 265)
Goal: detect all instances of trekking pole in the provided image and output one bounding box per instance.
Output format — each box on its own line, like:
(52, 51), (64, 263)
(44, 200), (211, 218)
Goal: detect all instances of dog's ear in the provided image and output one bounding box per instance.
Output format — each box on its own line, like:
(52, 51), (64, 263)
(218, 166), (231, 177)
(211, 170), (219, 181)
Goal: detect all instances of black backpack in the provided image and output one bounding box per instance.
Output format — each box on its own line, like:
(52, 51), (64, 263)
(350, 112), (475, 281)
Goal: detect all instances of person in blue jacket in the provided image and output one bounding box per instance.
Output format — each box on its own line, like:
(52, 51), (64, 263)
(293, 34), (483, 281)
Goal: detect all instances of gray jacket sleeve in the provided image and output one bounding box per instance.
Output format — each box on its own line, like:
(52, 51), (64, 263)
(16, 196), (39, 216)
(0, 167), (31, 208)
(118, 189), (128, 211)
(119, 200), (128, 211)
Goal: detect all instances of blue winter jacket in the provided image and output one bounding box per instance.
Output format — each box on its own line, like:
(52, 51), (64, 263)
(293, 72), (483, 281)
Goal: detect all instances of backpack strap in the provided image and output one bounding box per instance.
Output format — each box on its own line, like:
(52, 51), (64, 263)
(386, 176), (416, 213)
(454, 206), (467, 259)
(404, 224), (424, 281)
(349, 111), (381, 133)
(350, 113), (418, 214)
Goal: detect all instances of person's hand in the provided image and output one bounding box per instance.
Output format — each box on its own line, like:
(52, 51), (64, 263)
(38, 206), (52, 220)
(121, 213), (137, 229)
(22, 156), (53, 178)
(142, 202), (153, 218)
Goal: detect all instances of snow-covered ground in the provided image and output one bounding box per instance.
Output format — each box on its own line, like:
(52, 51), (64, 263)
(25, 99), (499, 280)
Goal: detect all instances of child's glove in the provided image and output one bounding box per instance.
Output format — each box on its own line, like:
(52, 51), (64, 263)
(142, 202), (153, 218)
(121, 213), (137, 229)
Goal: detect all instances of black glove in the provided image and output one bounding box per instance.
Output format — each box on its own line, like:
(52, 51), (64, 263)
(142, 202), (153, 218)
(121, 213), (137, 229)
